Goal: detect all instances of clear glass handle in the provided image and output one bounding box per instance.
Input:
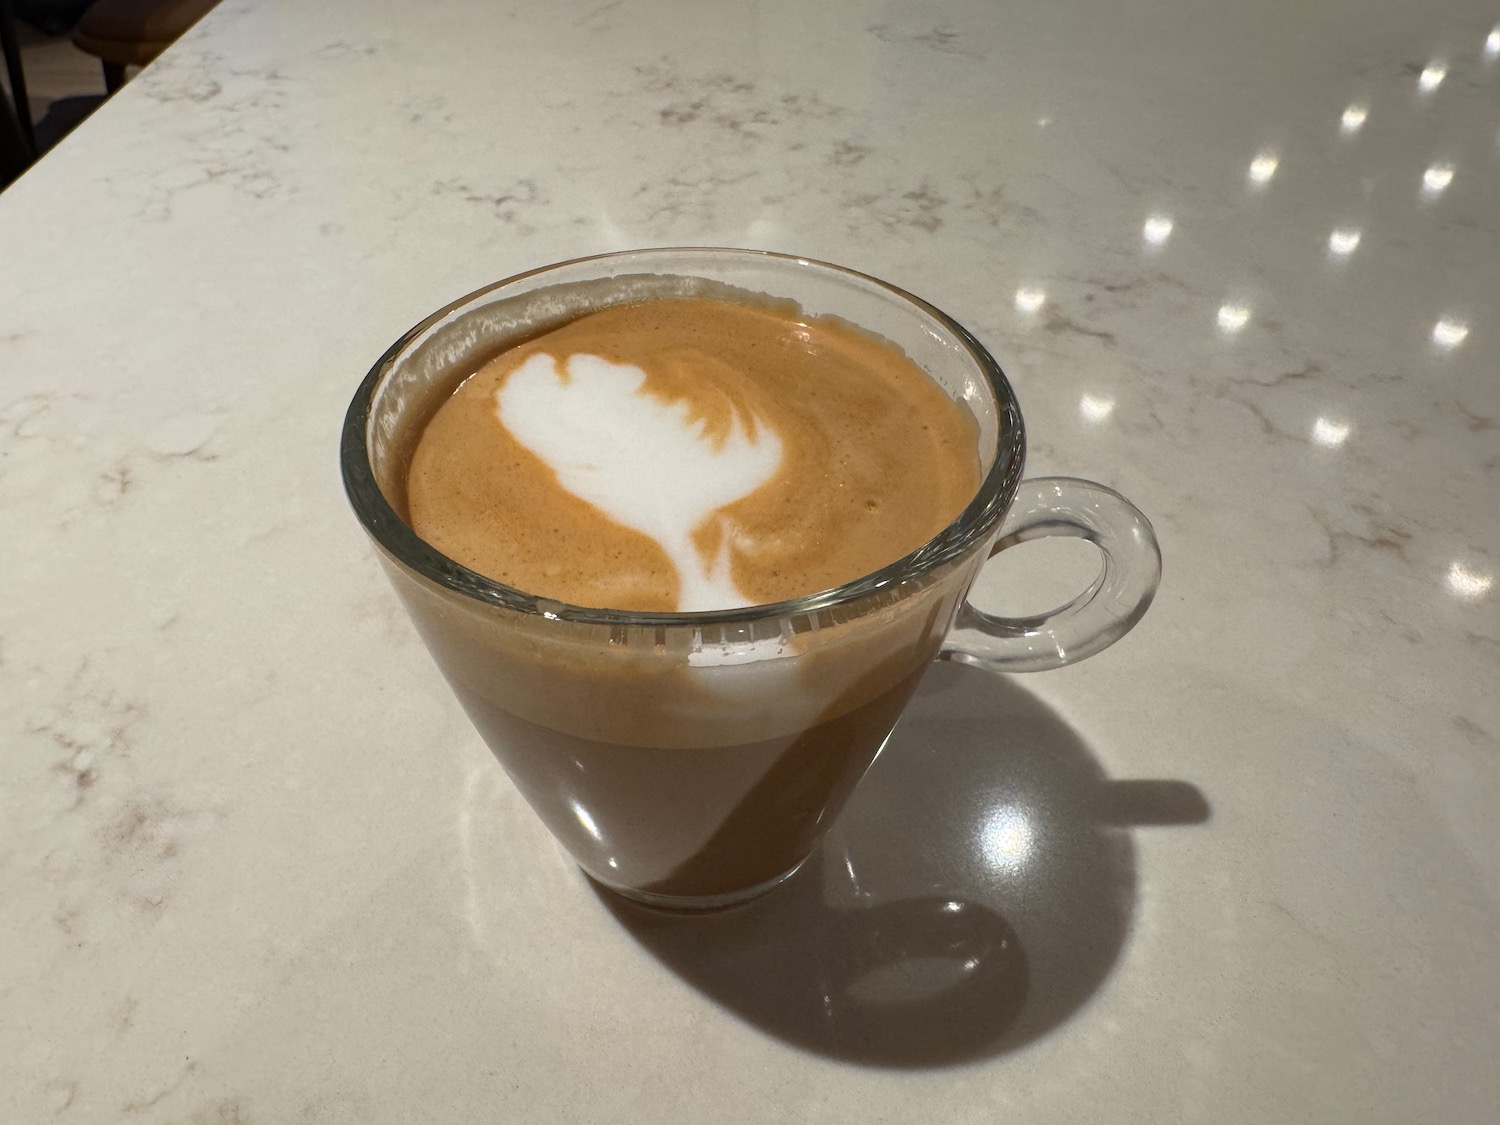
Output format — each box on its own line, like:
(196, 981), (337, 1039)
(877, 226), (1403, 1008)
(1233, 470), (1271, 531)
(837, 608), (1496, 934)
(940, 477), (1161, 673)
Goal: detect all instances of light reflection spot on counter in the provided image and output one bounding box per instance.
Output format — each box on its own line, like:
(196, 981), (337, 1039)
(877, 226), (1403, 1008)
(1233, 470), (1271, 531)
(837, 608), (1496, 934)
(1312, 417), (1351, 447)
(980, 805), (1035, 872)
(1340, 104), (1368, 134)
(1487, 28), (1500, 59)
(1328, 228), (1362, 256)
(1432, 317), (1468, 348)
(1248, 151), (1279, 185)
(1014, 287), (1046, 313)
(1143, 214), (1174, 245)
(1217, 303), (1251, 332)
(1422, 163), (1454, 195)
(1418, 62), (1446, 92)
(1080, 394), (1115, 422)
(1446, 562), (1494, 599)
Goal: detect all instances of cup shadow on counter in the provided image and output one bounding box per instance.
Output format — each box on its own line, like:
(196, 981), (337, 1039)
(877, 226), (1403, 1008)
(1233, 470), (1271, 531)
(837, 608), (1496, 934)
(595, 661), (1210, 1068)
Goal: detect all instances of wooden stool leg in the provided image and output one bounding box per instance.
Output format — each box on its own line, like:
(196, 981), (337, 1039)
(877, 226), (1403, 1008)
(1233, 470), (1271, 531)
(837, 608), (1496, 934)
(0, 0), (36, 155)
(102, 60), (126, 93)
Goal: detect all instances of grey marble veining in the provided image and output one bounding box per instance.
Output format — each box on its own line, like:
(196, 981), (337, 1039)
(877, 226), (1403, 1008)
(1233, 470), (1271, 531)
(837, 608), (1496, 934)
(1, 0), (1496, 1120)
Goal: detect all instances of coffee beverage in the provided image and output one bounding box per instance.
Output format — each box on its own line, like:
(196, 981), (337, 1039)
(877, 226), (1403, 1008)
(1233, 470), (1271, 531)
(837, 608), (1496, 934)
(405, 298), (979, 612)
(392, 293), (982, 900)
(343, 249), (1158, 909)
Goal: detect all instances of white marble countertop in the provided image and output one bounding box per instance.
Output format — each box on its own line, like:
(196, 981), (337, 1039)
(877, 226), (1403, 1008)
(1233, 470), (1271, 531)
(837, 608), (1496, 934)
(2, 0), (1496, 1120)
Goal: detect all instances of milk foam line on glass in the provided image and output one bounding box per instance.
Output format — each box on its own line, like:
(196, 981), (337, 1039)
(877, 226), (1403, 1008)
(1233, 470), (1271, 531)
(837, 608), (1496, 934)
(496, 352), (783, 612)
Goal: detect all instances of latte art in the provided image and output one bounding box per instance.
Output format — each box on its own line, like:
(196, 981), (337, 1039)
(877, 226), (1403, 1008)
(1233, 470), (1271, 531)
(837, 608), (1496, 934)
(406, 297), (979, 612)
(496, 352), (783, 610)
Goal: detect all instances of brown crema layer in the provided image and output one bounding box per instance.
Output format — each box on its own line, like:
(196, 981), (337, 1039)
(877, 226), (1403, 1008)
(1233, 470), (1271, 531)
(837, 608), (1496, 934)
(406, 297), (979, 611)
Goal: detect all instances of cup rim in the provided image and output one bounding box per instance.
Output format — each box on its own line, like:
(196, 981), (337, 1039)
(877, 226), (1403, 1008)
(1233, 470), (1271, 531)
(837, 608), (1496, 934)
(340, 247), (1026, 627)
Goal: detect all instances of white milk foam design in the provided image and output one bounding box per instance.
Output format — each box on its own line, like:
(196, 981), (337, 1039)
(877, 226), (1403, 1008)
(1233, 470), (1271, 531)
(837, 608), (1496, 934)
(496, 352), (784, 611)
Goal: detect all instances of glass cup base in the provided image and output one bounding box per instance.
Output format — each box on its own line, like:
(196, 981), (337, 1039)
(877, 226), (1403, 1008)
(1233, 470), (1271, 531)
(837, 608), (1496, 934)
(585, 854), (811, 913)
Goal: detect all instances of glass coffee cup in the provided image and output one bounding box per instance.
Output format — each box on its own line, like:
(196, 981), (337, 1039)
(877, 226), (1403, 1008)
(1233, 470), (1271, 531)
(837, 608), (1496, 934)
(341, 248), (1161, 910)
